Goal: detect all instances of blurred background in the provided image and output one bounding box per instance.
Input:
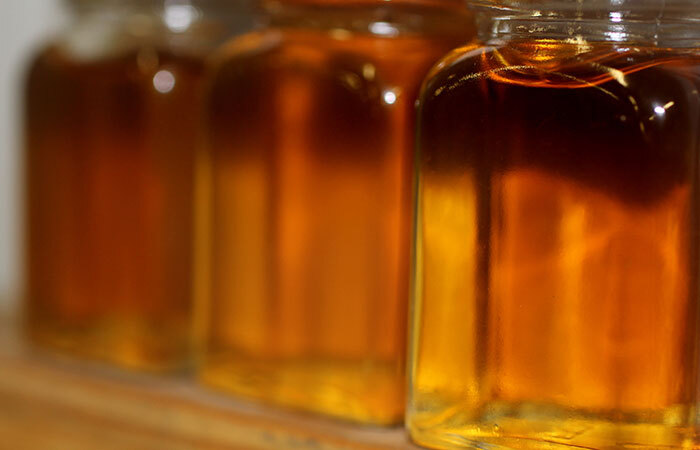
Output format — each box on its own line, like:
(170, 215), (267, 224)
(0, 1), (66, 311)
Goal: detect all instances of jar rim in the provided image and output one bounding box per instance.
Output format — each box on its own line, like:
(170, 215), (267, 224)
(469, 0), (700, 18)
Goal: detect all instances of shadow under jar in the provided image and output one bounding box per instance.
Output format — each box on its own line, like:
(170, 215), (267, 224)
(199, 0), (475, 425)
(24, 0), (256, 371)
(409, 0), (700, 448)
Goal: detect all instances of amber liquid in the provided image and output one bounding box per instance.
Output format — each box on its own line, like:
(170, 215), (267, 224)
(409, 41), (700, 448)
(25, 47), (204, 370)
(200, 9), (473, 424)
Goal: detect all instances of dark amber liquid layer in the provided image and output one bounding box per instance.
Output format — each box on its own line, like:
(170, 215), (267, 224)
(25, 47), (204, 371)
(409, 41), (700, 448)
(200, 12), (473, 424)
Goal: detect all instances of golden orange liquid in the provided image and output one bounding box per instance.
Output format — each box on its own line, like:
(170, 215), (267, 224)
(25, 47), (204, 370)
(200, 8), (474, 424)
(409, 41), (700, 448)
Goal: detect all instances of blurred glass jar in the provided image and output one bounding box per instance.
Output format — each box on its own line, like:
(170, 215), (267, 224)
(24, 0), (256, 371)
(198, 0), (475, 425)
(409, 0), (700, 447)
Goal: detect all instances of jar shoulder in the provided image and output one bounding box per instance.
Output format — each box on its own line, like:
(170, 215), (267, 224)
(420, 42), (700, 109)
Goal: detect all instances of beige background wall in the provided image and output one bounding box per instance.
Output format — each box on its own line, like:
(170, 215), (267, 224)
(0, 1), (66, 307)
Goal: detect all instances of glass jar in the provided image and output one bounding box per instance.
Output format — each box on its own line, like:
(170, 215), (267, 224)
(24, 0), (256, 371)
(199, 0), (475, 424)
(409, 0), (700, 447)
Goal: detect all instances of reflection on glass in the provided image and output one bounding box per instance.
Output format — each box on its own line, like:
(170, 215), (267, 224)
(153, 69), (176, 93)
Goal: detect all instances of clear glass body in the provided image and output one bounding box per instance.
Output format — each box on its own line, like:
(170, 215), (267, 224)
(199, 2), (474, 424)
(409, 3), (700, 447)
(24, 0), (255, 371)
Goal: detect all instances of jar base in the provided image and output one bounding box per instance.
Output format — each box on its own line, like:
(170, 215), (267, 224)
(25, 317), (190, 372)
(200, 356), (404, 426)
(409, 401), (697, 449)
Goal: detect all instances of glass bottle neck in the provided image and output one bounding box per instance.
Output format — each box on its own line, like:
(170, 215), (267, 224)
(475, 1), (700, 48)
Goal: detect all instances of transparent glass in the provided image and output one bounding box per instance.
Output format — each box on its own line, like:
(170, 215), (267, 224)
(409, 0), (700, 447)
(199, 0), (475, 424)
(24, 0), (256, 371)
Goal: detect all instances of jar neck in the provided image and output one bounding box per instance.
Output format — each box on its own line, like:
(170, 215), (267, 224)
(474, 1), (700, 48)
(263, 1), (471, 37)
(67, 0), (254, 25)
(57, 0), (257, 60)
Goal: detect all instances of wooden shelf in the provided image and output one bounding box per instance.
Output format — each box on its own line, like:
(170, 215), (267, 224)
(0, 313), (417, 449)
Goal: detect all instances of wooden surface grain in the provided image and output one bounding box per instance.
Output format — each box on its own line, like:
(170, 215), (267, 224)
(0, 313), (418, 450)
